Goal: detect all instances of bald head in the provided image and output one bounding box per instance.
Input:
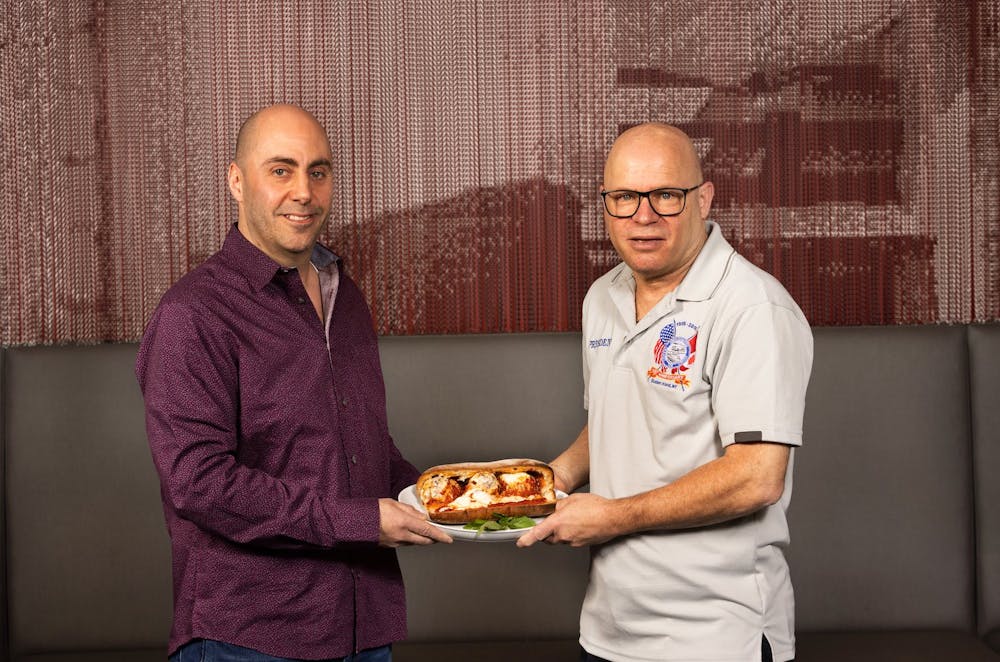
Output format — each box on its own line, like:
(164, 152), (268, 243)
(604, 122), (704, 188)
(234, 104), (330, 168)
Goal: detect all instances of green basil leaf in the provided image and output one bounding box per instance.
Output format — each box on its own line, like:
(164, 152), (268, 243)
(461, 514), (537, 533)
(462, 519), (486, 530)
(506, 516), (537, 529)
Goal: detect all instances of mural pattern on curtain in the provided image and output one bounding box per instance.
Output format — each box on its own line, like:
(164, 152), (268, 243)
(2, 0), (998, 345)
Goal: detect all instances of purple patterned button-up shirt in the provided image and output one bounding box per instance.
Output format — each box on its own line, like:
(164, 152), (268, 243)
(136, 226), (419, 659)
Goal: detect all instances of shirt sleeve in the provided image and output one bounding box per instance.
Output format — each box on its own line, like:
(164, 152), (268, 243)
(711, 302), (813, 447)
(387, 436), (421, 496)
(136, 300), (380, 549)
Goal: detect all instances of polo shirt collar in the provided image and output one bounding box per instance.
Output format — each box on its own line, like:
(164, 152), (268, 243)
(220, 224), (341, 291)
(673, 220), (735, 303)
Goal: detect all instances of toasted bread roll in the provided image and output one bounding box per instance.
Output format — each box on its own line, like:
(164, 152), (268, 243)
(416, 459), (557, 524)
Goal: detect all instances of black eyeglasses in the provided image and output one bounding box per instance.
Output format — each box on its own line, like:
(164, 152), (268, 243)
(600, 182), (704, 218)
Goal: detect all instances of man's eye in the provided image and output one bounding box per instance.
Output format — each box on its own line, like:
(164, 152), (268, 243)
(310, 170), (328, 179)
(273, 168), (288, 176)
(613, 191), (635, 202)
(655, 190), (677, 201)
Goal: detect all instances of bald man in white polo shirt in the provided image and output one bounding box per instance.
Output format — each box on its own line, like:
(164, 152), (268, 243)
(518, 123), (813, 662)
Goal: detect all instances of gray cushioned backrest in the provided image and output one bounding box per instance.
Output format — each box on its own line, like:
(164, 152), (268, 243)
(790, 325), (975, 631)
(380, 333), (590, 641)
(969, 324), (1000, 648)
(4, 344), (171, 654)
(3, 326), (986, 650)
(1, 347), (7, 658)
(380, 333), (586, 469)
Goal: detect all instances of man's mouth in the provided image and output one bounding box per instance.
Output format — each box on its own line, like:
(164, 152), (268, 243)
(281, 212), (316, 223)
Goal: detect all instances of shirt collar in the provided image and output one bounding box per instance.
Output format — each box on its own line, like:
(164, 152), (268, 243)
(220, 224), (341, 291)
(673, 220), (735, 302)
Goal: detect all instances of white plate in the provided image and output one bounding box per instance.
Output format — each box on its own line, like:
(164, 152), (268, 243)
(397, 484), (566, 543)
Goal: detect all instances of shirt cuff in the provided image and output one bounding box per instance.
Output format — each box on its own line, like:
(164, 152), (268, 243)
(322, 497), (381, 544)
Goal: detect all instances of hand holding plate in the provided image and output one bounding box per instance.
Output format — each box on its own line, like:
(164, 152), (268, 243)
(516, 492), (618, 548)
(378, 498), (453, 547)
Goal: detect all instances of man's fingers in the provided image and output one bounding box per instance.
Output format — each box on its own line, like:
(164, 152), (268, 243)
(515, 529), (537, 548)
(400, 506), (452, 544)
(517, 519), (554, 548)
(397, 502), (428, 518)
(416, 520), (453, 544)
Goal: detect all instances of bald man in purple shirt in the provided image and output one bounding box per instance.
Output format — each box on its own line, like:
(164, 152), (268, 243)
(136, 104), (451, 662)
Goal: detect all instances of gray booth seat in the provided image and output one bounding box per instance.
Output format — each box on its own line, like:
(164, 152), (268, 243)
(789, 325), (992, 661)
(971, 325), (1000, 654)
(1, 325), (998, 661)
(2, 344), (171, 662)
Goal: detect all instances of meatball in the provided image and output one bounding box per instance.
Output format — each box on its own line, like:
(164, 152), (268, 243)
(468, 471), (500, 494)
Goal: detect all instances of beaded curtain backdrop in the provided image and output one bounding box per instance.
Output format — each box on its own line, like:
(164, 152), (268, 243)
(2, 1), (998, 345)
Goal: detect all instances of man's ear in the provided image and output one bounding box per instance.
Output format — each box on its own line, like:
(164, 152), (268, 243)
(697, 181), (715, 219)
(227, 162), (243, 203)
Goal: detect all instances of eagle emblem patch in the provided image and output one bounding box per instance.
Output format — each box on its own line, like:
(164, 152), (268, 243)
(647, 320), (699, 391)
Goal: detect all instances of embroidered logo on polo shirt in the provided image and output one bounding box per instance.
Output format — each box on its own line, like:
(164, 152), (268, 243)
(588, 337), (612, 349)
(647, 320), (698, 391)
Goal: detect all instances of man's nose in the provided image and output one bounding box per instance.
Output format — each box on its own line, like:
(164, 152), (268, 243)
(632, 195), (659, 224)
(291, 172), (312, 202)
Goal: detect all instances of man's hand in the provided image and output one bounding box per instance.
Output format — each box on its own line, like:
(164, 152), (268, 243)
(516, 492), (620, 548)
(378, 498), (453, 547)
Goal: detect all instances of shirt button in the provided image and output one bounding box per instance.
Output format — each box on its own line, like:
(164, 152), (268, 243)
(351, 455), (358, 464)
(297, 296), (306, 304)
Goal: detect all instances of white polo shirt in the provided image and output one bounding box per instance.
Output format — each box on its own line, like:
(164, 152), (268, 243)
(579, 221), (812, 662)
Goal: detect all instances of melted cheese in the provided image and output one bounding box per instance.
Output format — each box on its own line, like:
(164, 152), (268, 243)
(446, 488), (494, 510)
(499, 471), (531, 487)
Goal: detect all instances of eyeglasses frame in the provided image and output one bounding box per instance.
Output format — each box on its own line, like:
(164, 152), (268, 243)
(600, 182), (705, 218)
